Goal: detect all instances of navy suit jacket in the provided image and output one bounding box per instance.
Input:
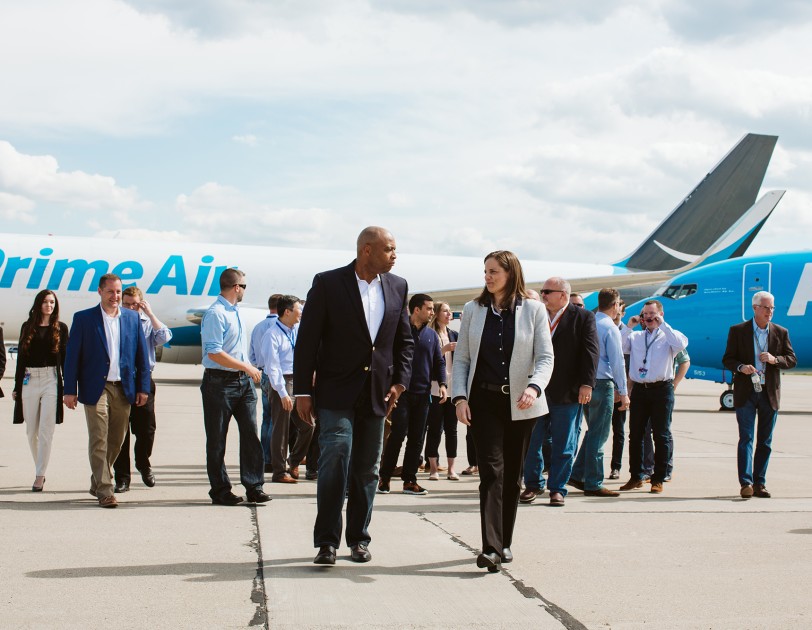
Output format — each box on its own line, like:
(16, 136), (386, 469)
(294, 261), (414, 417)
(545, 303), (599, 404)
(63, 305), (150, 405)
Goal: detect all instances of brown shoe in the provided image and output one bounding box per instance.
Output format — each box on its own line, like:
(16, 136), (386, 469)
(753, 484), (771, 498)
(584, 487), (620, 497)
(549, 492), (565, 507)
(273, 474), (298, 484)
(740, 484), (754, 499)
(99, 495), (118, 508)
(619, 478), (644, 491)
(289, 466), (300, 480)
(567, 478), (585, 491)
(519, 488), (542, 504)
(650, 482), (663, 494)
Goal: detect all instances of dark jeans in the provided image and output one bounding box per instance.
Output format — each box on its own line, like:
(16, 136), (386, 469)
(270, 377), (314, 477)
(200, 369), (265, 500)
(735, 391), (778, 486)
(644, 420), (673, 477)
(260, 372), (273, 464)
(114, 378), (156, 482)
(306, 418), (320, 475)
(425, 397), (458, 459)
(610, 401), (625, 472)
(314, 392), (385, 548)
(380, 391), (431, 483)
(469, 388), (535, 554)
(628, 383), (674, 483)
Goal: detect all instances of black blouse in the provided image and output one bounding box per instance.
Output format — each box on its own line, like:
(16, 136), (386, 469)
(472, 301), (516, 387)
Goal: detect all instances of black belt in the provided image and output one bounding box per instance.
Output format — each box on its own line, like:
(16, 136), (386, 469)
(479, 382), (510, 395)
(638, 380), (673, 389)
(204, 368), (242, 380)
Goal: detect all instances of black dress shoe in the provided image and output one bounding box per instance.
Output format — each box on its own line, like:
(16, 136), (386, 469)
(114, 480), (130, 493)
(247, 490), (272, 503)
(753, 485), (772, 498)
(140, 468), (156, 487)
(305, 471), (318, 480)
(476, 552), (501, 573)
(264, 463), (274, 473)
(350, 543), (372, 563)
(314, 545), (336, 565)
(501, 548), (513, 563)
(211, 493), (244, 506)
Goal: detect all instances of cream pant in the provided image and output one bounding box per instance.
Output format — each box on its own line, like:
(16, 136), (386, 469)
(84, 382), (131, 499)
(22, 366), (59, 477)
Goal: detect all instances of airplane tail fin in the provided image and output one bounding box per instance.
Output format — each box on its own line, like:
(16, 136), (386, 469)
(614, 133), (778, 271)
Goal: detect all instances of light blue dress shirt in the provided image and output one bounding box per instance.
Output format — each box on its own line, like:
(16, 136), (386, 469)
(249, 314), (278, 368)
(138, 312), (173, 371)
(595, 312), (628, 395)
(262, 320), (298, 397)
(201, 295), (247, 371)
(752, 320), (769, 380)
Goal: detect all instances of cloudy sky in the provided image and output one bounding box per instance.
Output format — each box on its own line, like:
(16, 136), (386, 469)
(1, 0), (810, 264)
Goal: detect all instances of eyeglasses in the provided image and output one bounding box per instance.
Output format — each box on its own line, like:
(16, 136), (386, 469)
(235, 284), (247, 290)
(755, 305), (775, 311)
(540, 289), (564, 295)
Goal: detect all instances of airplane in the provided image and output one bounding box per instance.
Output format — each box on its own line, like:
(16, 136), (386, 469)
(624, 250), (811, 410)
(0, 133), (780, 364)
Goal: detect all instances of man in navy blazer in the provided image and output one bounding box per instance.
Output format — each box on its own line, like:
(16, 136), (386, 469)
(64, 273), (150, 508)
(295, 226), (414, 566)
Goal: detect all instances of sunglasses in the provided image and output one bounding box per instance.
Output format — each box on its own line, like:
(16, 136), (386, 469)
(540, 289), (564, 295)
(234, 284), (247, 290)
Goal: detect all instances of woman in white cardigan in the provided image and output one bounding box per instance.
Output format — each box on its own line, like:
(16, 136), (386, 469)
(453, 251), (554, 572)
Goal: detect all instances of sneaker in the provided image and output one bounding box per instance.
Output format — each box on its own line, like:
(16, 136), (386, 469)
(608, 469), (620, 480)
(403, 481), (428, 495)
(519, 488), (542, 504)
(377, 479), (390, 494)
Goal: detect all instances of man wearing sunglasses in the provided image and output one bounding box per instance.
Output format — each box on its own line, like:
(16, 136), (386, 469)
(723, 291), (796, 499)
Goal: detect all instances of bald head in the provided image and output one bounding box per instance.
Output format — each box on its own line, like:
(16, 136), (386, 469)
(356, 226), (392, 255)
(355, 226), (398, 279)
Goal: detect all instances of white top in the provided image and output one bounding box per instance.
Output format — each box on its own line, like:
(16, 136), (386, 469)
(622, 320), (688, 384)
(431, 328), (453, 397)
(100, 305), (121, 381)
(356, 272), (385, 342)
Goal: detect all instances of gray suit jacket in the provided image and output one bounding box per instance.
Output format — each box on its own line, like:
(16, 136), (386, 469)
(452, 298), (554, 421)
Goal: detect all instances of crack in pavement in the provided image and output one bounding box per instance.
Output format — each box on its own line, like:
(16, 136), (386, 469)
(247, 505), (269, 628)
(417, 513), (588, 630)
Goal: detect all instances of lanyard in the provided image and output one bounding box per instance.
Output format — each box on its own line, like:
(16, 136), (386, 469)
(642, 329), (660, 366)
(753, 326), (768, 371)
(276, 321), (296, 349)
(549, 308), (565, 336)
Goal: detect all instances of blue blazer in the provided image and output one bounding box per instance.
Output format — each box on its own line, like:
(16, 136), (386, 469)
(63, 305), (150, 405)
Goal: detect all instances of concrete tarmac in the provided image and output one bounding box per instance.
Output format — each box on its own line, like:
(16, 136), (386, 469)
(1, 365), (811, 629)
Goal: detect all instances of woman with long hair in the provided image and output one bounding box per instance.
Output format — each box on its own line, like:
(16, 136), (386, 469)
(12, 290), (68, 492)
(452, 251), (554, 572)
(425, 302), (459, 480)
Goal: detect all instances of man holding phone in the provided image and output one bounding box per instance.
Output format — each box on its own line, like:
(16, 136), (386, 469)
(619, 300), (688, 495)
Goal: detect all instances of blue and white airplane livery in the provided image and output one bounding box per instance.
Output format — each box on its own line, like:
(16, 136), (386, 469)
(625, 251), (810, 409)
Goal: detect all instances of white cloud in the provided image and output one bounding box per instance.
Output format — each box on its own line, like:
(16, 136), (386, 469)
(232, 134), (258, 147)
(0, 191), (36, 224)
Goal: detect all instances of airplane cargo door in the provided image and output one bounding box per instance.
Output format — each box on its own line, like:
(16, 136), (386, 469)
(742, 262), (771, 320)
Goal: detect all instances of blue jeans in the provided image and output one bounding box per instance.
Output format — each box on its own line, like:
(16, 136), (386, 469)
(571, 380), (615, 490)
(628, 383), (674, 483)
(381, 392), (430, 483)
(736, 391), (778, 486)
(200, 370), (265, 500)
(524, 402), (581, 496)
(259, 372), (273, 464)
(314, 406), (385, 548)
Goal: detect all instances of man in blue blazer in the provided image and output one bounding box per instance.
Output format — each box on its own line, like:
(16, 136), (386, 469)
(64, 273), (150, 508)
(295, 226), (414, 566)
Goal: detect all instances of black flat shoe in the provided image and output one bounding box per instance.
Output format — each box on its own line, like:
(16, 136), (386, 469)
(314, 545), (337, 565)
(247, 490), (272, 503)
(350, 543), (372, 563)
(501, 548), (513, 563)
(476, 552), (501, 573)
(140, 468), (156, 487)
(211, 493), (244, 506)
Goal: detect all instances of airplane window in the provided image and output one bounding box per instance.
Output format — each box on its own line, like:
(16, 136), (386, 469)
(662, 285), (681, 299)
(675, 284), (697, 299)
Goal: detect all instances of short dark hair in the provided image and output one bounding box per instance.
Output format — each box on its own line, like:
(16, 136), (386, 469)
(268, 293), (283, 311)
(598, 288), (619, 310)
(644, 299), (663, 311)
(219, 267), (245, 291)
(276, 294), (301, 317)
(409, 293), (433, 313)
(98, 273), (122, 289)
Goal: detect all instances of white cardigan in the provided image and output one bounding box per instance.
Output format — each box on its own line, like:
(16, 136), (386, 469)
(452, 298), (554, 421)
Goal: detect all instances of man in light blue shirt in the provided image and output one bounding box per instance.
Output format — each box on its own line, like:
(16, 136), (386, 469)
(571, 288), (629, 496)
(249, 294), (281, 471)
(200, 268), (270, 506)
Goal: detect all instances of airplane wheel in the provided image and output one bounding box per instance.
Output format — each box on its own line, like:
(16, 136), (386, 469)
(719, 390), (735, 411)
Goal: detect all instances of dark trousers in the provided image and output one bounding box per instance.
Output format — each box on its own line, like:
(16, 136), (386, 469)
(306, 418), (320, 475)
(610, 401), (625, 472)
(469, 388), (535, 555)
(466, 427), (478, 466)
(425, 397), (458, 459)
(380, 391), (431, 483)
(114, 378), (156, 482)
(628, 383), (674, 483)
(200, 369), (264, 500)
(270, 376), (314, 477)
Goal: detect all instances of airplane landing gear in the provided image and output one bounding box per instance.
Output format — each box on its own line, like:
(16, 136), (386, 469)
(720, 389), (735, 411)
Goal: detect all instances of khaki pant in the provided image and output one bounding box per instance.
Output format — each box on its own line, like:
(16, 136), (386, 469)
(85, 382), (131, 498)
(23, 367), (59, 477)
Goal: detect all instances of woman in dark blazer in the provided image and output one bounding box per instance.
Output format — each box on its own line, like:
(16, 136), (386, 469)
(452, 250), (554, 572)
(12, 290), (68, 492)
(425, 301), (460, 480)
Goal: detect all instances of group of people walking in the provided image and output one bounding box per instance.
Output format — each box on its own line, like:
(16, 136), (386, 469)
(0, 224), (796, 575)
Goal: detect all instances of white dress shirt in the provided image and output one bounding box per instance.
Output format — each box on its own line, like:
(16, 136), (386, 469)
(100, 305), (121, 381)
(356, 272), (385, 342)
(622, 320), (688, 384)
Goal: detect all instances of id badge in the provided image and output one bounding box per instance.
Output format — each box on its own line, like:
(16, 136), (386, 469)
(638, 367), (648, 379)
(23, 370), (31, 385)
(760, 373), (766, 385)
